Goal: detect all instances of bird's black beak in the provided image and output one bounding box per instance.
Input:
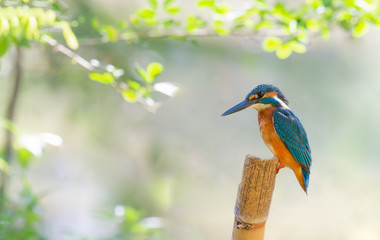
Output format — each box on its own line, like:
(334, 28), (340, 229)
(221, 100), (255, 116)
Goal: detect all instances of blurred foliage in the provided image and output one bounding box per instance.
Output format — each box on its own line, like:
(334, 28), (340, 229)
(0, 120), (52, 240)
(0, 0), (78, 53)
(98, 205), (166, 240)
(0, 119), (166, 239)
(0, 178), (46, 240)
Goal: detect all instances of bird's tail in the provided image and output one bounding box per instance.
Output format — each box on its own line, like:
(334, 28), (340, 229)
(301, 168), (309, 194)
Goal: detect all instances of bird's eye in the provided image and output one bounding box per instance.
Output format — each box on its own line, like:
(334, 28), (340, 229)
(257, 91), (265, 98)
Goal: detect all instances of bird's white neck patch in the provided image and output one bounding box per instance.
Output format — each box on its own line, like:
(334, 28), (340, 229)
(274, 96), (290, 109)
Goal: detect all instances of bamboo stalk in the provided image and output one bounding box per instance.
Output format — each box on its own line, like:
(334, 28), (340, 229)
(232, 155), (278, 240)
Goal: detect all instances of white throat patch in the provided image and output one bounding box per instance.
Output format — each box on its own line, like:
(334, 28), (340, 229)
(250, 103), (271, 111)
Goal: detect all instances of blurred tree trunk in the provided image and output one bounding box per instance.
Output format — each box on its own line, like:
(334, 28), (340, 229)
(232, 155), (278, 240)
(0, 47), (23, 207)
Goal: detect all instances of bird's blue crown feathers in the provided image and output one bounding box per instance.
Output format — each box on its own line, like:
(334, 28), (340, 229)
(245, 84), (289, 105)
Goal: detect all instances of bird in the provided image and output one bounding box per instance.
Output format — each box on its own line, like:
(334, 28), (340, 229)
(221, 84), (312, 193)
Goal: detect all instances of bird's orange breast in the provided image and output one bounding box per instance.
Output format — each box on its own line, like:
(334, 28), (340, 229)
(258, 107), (288, 160)
(258, 107), (306, 190)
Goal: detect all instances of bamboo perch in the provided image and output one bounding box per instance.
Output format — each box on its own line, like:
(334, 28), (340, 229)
(232, 155), (279, 240)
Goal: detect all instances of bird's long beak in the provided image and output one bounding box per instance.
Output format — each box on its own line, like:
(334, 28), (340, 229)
(221, 100), (254, 116)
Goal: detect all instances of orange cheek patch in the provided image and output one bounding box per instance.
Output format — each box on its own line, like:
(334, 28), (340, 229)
(248, 95), (256, 101)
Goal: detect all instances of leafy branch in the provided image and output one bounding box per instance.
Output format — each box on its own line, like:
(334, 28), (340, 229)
(1, 0), (380, 110)
(89, 0), (380, 59)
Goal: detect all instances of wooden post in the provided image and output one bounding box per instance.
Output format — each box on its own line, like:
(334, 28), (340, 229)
(232, 155), (278, 240)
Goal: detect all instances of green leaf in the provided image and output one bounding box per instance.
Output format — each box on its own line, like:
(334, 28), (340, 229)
(0, 17), (10, 35)
(276, 44), (293, 59)
(245, 7), (260, 17)
(287, 41), (306, 53)
(215, 27), (229, 35)
(0, 157), (11, 175)
(370, 16), (380, 26)
(164, 0), (176, 8)
(130, 15), (140, 26)
(17, 147), (33, 168)
(213, 20), (230, 35)
(296, 31), (309, 42)
(148, 0), (157, 10)
(43, 9), (57, 25)
(0, 118), (20, 134)
(322, 0), (332, 7)
(166, 6), (181, 14)
(262, 37), (282, 52)
(136, 67), (149, 82)
(118, 21), (129, 29)
(89, 72), (115, 85)
(197, 0), (215, 7)
(25, 16), (39, 40)
(145, 19), (159, 26)
(122, 89), (137, 103)
(215, 3), (230, 14)
(255, 20), (273, 30)
(147, 62), (163, 83)
(137, 8), (155, 19)
(352, 21), (368, 38)
(124, 206), (141, 224)
(127, 80), (141, 90)
(61, 22), (79, 50)
(321, 26), (330, 40)
(306, 19), (320, 32)
(0, 36), (9, 57)
(273, 3), (294, 24)
(52, 2), (63, 11)
(162, 19), (176, 28)
(91, 18), (100, 28)
(186, 15), (206, 32)
(99, 25), (119, 42)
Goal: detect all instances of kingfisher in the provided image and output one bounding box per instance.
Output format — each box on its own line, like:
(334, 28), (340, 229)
(221, 84), (312, 193)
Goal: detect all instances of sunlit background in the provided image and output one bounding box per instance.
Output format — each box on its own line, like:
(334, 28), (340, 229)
(1, 0), (380, 239)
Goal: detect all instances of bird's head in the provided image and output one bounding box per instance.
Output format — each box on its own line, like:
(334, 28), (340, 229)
(221, 84), (289, 116)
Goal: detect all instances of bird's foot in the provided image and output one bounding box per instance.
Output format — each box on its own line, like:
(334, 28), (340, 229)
(276, 163), (285, 174)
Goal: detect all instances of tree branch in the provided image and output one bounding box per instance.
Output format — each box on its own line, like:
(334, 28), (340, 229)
(41, 35), (95, 71)
(79, 29), (288, 46)
(232, 155), (278, 240)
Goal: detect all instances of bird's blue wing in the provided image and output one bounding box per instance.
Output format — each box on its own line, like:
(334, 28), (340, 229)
(273, 108), (312, 172)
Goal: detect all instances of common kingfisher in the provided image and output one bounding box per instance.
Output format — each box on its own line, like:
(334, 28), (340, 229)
(222, 84), (312, 193)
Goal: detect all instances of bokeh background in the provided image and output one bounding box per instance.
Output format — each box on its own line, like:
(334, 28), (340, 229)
(1, 0), (380, 239)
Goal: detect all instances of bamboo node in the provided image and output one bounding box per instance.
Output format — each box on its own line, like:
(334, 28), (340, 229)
(235, 217), (252, 230)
